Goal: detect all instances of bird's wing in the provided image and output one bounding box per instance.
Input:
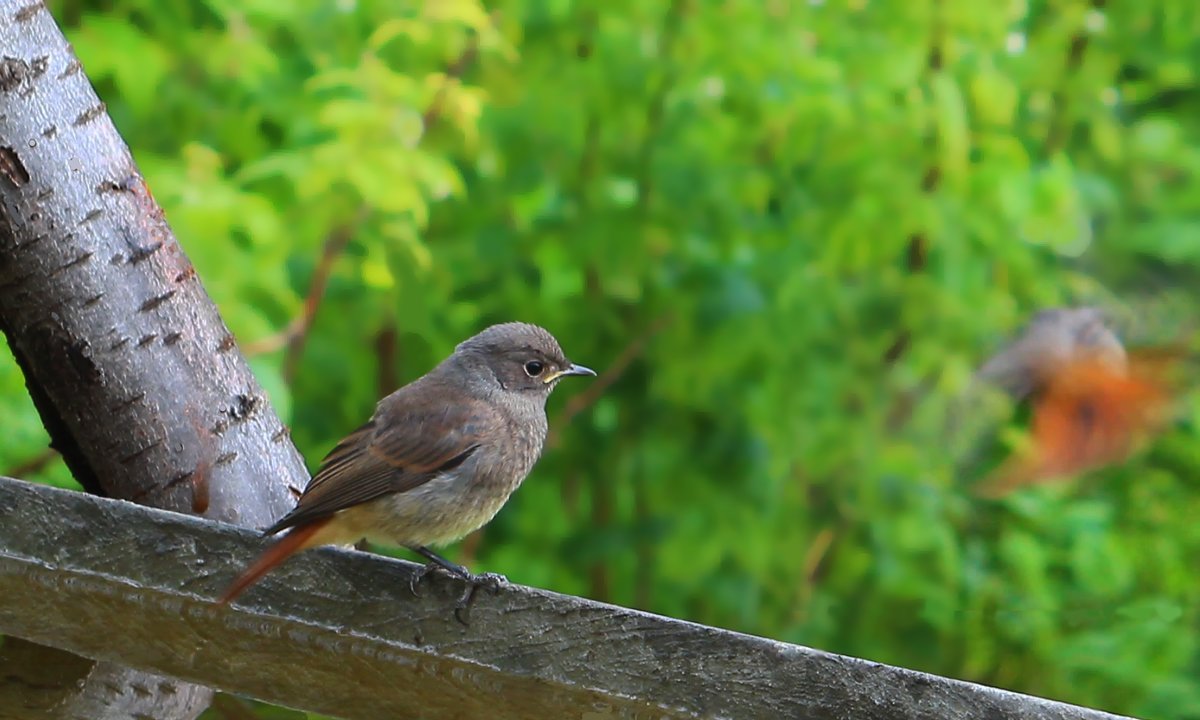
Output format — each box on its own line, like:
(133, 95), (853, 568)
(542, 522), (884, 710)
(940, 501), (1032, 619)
(974, 350), (1180, 497)
(262, 388), (497, 535)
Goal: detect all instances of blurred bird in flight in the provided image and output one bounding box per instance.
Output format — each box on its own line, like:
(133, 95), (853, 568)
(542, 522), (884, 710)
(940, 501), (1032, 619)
(972, 307), (1186, 497)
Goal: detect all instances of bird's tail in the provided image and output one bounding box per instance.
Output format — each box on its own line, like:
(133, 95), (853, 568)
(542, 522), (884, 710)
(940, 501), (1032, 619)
(219, 517), (332, 604)
(974, 349), (1182, 497)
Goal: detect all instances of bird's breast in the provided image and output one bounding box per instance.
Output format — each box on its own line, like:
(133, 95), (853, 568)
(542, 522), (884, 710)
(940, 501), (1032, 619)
(351, 424), (545, 548)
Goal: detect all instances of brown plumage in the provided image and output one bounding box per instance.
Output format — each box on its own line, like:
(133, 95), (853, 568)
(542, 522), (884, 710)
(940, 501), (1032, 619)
(219, 322), (595, 605)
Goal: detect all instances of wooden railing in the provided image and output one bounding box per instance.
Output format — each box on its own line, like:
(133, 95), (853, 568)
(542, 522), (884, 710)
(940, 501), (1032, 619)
(0, 476), (1132, 720)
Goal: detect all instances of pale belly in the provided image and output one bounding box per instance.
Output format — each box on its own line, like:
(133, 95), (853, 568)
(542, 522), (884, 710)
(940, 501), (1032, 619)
(327, 468), (525, 548)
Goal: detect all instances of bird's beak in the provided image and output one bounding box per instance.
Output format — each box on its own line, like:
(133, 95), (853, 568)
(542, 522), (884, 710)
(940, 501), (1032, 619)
(544, 363), (597, 383)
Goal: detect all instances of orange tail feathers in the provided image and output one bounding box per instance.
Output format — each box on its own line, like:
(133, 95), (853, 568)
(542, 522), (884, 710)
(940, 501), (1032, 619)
(219, 517), (332, 604)
(976, 349), (1182, 498)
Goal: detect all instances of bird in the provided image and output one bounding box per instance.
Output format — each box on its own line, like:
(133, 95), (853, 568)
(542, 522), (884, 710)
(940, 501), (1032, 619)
(973, 308), (1183, 497)
(219, 322), (595, 609)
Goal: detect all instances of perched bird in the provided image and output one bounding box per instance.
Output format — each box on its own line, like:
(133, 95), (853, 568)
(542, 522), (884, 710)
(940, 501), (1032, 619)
(219, 322), (595, 607)
(973, 308), (1182, 497)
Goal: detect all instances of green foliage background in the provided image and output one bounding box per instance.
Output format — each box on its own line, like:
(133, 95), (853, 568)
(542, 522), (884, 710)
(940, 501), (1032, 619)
(6, 0), (1200, 717)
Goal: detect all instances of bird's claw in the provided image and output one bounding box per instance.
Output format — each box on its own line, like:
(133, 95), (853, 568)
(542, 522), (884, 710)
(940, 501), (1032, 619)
(408, 561), (440, 597)
(406, 552), (504, 625)
(453, 571), (507, 626)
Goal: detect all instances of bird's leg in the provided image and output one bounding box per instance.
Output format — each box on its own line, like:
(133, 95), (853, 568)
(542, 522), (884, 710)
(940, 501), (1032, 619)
(412, 545), (470, 577)
(408, 545), (470, 596)
(407, 546), (506, 625)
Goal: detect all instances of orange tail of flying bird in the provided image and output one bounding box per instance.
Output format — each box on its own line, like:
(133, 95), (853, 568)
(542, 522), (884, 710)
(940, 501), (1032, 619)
(976, 347), (1182, 497)
(972, 307), (1186, 496)
(219, 517), (331, 604)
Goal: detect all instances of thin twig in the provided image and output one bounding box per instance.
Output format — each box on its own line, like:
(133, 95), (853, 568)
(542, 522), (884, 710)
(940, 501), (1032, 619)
(1044, 0), (1106, 154)
(2, 447), (60, 478)
(882, 0), (943, 366)
(790, 525), (837, 625)
(547, 314), (672, 448)
(241, 316), (302, 357)
(802, 526), (837, 586)
(422, 28), (486, 131)
(243, 207), (370, 379)
(244, 21), (492, 371)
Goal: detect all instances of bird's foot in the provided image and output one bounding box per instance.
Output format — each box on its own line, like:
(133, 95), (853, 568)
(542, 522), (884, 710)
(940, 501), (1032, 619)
(454, 571), (507, 626)
(408, 558), (470, 597)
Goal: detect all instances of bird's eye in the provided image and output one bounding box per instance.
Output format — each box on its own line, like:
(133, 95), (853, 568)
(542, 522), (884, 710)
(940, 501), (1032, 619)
(524, 360), (545, 377)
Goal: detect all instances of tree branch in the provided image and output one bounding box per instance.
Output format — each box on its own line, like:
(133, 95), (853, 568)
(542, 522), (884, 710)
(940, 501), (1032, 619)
(1, 446), (59, 478)
(242, 207), (370, 387)
(0, 2), (309, 715)
(1044, 0), (1107, 155)
(250, 28), (490, 384)
(422, 21), (488, 132)
(882, 0), (943, 367)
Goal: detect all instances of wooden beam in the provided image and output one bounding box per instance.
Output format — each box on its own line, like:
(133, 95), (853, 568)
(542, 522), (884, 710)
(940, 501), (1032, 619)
(0, 477), (1132, 720)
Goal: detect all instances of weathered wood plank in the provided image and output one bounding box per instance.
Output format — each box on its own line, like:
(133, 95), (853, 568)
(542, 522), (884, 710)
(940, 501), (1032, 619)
(0, 476), (1134, 720)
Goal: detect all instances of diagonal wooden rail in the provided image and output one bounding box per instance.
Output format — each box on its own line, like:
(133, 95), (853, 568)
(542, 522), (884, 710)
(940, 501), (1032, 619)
(0, 476), (1133, 720)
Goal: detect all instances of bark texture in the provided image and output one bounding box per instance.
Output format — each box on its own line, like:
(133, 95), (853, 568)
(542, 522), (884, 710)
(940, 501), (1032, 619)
(0, 2), (309, 716)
